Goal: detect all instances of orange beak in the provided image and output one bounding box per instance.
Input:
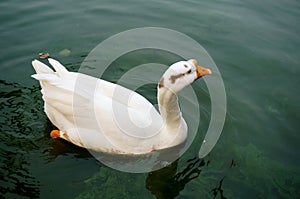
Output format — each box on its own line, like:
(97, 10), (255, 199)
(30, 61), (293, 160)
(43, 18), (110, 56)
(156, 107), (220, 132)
(193, 59), (212, 79)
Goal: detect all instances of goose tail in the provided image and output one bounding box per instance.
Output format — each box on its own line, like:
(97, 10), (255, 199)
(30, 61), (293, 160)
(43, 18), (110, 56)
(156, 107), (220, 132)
(31, 58), (69, 80)
(31, 59), (54, 75)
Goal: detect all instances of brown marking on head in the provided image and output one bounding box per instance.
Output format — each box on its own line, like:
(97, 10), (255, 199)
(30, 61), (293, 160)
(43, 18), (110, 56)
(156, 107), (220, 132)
(169, 73), (185, 84)
(158, 77), (164, 88)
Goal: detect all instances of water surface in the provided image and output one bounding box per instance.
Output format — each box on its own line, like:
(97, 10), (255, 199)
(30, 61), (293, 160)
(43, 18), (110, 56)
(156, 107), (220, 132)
(1, 0), (299, 198)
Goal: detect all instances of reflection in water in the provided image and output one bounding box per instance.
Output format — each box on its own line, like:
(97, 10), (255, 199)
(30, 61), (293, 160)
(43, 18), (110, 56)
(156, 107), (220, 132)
(146, 157), (204, 199)
(146, 157), (228, 199)
(0, 80), (44, 198)
(49, 138), (93, 160)
(211, 177), (226, 199)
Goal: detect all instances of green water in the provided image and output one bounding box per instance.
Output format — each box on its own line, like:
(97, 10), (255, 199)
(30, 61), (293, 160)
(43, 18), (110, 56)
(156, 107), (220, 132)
(1, 0), (299, 198)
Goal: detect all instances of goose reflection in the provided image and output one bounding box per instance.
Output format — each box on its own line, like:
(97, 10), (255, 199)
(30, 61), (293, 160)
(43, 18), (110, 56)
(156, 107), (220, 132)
(146, 157), (205, 199)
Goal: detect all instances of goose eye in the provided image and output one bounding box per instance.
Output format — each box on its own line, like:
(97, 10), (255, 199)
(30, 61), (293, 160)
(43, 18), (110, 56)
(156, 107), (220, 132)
(187, 69), (192, 74)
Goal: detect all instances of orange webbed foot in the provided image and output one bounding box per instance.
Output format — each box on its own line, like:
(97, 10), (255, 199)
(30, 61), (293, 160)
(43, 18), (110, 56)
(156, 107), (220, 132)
(50, 130), (60, 138)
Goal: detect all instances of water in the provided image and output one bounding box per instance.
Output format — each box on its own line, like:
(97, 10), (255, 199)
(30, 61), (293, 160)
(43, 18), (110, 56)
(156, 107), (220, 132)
(1, 0), (299, 198)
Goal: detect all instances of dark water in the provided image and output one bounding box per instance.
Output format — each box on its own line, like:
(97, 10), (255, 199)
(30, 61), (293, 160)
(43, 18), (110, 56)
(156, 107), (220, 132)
(1, 0), (299, 198)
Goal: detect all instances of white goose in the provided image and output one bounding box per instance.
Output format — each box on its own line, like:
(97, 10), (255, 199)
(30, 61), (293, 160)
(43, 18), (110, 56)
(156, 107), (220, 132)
(32, 58), (211, 154)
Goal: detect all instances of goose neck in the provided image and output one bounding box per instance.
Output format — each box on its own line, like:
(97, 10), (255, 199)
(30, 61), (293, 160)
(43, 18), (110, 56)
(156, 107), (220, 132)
(157, 87), (182, 129)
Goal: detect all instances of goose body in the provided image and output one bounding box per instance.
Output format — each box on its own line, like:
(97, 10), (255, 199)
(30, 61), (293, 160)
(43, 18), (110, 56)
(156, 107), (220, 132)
(32, 58), (211, 154)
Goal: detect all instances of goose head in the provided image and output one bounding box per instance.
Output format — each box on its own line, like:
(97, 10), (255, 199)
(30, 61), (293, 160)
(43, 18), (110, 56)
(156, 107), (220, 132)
(158, 59), (212, 93)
